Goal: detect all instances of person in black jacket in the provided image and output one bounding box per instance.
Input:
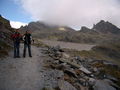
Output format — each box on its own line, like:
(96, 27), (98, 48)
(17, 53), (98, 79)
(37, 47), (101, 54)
(23, 30), (32, 57)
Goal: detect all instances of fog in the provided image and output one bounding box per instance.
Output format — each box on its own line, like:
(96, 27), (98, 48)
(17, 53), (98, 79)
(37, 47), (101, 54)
(17, 0), (120, 29)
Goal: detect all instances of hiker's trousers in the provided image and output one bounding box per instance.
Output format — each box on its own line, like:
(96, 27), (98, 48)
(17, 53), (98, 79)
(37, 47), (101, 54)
(14, 42), (20, 57)
(23, 44), (32, 57)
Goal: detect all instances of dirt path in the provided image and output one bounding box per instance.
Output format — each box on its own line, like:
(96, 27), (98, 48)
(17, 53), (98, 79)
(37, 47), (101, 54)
(0, 44), (47, 90)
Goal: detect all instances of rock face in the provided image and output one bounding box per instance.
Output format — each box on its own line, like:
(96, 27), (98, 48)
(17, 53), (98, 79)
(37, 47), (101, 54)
(0, 15), (11, 28)
(92, 20), (120, 34)
(0, 15), (13, 57)
(80, 26), (98, 34)
(0, 15), (13, 43)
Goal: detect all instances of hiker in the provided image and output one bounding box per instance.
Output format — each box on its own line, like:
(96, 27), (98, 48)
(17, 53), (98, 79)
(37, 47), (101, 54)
(11, 29), (21, 58)
(23, 30), (32, 57)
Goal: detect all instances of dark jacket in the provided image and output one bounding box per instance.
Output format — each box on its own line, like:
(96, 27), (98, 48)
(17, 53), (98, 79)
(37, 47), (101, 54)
(23, 33), (32, 44)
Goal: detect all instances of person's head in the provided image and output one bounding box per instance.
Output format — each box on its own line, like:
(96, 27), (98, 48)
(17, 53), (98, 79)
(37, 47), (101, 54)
(26, 30), (31, 34)
(26, 30), (29, 34)
(15, 29), (19, 32)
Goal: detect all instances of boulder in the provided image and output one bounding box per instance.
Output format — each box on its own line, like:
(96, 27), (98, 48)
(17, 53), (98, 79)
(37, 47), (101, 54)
(58, 80), (77, 90)
(93, 80), (116, 90)
(79, 65), (92, 74)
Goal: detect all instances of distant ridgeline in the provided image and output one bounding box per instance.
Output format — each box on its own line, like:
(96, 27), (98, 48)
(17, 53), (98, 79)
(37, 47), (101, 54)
(20, 20), (120, 44)
(0, 15), (14, 57)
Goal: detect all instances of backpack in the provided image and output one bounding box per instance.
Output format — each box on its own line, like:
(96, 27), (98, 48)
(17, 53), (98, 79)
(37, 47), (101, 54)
(11, 32), (21, 43)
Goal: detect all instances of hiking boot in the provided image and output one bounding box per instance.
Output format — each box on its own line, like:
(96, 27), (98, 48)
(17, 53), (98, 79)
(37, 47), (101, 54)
(17, 56), (20, 58)
(29, 56), (32, 57)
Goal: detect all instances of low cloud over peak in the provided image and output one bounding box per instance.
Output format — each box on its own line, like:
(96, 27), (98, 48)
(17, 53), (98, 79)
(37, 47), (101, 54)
(17, 0), (120, 29)
(10, 21), (27, 29)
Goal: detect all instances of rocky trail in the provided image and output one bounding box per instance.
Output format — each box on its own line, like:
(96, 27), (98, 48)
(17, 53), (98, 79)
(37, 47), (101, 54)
(0, 44), (120, 90)
(0, 44), (64, 90)
(0, 44), (46, 90)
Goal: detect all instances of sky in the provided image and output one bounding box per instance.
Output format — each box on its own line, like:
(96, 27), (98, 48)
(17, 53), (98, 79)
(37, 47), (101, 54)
(0, 0), (120, 29)
(0, 0), (31, 28)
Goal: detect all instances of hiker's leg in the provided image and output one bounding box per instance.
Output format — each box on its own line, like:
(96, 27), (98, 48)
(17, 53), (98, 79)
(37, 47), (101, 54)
(16, 43), (20, 57)
(14, 42), (17, 58)
(28, 44), (32, 57)
(23, 44), (27, 57)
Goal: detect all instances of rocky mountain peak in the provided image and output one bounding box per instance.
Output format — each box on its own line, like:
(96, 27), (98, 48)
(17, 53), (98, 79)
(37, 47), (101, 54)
(0, 15), (11, 29)
(20, 21), (75, 32)
(92, 20), (120, 34)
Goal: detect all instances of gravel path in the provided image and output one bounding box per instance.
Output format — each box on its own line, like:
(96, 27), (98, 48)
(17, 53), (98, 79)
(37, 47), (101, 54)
(0, 44), (46, 90)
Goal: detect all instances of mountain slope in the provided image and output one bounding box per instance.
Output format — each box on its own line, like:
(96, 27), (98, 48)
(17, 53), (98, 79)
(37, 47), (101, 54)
(0, 15), (14, 57)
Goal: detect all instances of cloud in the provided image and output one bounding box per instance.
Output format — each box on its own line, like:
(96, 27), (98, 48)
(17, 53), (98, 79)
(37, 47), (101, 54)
(17, 0), (120, 29)
(10, 21), (27, 29)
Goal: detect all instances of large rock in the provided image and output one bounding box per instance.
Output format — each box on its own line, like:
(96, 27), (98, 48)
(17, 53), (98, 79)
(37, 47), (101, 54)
(58, 80), (77, 90)
(93, 80), (116, 90)
(79, 65), (92, 74)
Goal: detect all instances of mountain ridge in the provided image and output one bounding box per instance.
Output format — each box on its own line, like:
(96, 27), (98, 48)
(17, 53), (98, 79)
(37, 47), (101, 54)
(20, 20), (120, 44)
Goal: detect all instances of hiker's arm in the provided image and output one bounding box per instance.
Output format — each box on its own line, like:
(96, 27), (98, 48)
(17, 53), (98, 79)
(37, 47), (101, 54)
(30, 35), (32, 41)
(23, 35), (25, 41)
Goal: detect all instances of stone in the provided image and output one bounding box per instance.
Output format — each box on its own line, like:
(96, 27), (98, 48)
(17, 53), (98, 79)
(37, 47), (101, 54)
(93, 67), (98, 72)
(62, 53), (70, 59)
(79, 65), (92, 74)
(74, 83), (89, 90)
(64, 69), (78, 78)
(74, 69), (82, 76)
(53, 60), (59, 64)
(78, 78), (87, 86)
(58, 80), (77, 90)
(88, 78), (96, 86)
(59, 58), (81, 68)
(93, 80), (116, 90)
